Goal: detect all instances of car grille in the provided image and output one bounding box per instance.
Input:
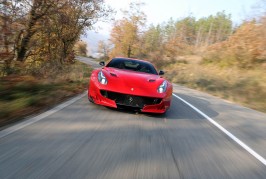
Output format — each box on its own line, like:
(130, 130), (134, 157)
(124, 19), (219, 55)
(100, 90), (162, 108)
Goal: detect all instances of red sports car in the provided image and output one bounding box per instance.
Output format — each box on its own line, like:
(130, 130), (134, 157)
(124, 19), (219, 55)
(88, 57), (173, 114)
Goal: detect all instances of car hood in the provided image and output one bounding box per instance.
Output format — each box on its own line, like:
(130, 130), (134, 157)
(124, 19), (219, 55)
(101, 67), (165, 96)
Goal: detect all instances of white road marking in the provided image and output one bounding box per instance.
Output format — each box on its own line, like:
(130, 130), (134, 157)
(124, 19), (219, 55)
(173, 93), (266, 166)
(0, 92), (87, 139)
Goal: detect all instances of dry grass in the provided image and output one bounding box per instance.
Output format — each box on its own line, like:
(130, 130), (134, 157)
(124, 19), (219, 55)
(165, 57), (266, 113)
(0, 61), (92, 128)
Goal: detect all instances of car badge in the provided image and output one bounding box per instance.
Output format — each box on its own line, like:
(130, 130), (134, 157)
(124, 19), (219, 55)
(129, 97), (133, 103)
(131, 88), (134, 91)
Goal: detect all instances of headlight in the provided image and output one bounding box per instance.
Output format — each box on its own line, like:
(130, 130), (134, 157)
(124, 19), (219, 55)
(157, 80), (167, 93)
(98, 71), (107, 85)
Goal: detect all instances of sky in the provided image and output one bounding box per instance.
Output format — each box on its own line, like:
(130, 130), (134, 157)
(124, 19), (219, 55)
(84, 0), (259, 54)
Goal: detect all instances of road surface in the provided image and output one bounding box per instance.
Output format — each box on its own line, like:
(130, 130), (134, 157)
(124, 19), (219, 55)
(0, 56), (265, 179)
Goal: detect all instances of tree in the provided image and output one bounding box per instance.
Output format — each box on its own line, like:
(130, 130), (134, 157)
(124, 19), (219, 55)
(0, 0), (29, 74)
(47, 0), (112, 64)
(163, 16), (197, 56)
(15, 0), (64, 62)
(0, 0), (112, 63)
(0, 0), (113, 76)
(74, 41), (88, 57)
(97, 40), (110, 60)
(108, 6), (233, 66)
(203, 20), (266, 68)
(109, 2), (146, 58)
(196, 11), (232, 47)
(143, 24), (163, 54)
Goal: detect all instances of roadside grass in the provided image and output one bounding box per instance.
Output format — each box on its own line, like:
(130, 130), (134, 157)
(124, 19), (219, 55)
(0, 61), (92, 127)
(165, 59), (266, 113)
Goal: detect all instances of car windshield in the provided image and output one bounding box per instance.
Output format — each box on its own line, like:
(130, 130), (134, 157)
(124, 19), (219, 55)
(106, 58), (158, 75)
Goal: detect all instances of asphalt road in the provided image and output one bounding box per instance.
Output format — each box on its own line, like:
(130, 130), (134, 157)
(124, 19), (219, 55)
(0, 56), (265, 179)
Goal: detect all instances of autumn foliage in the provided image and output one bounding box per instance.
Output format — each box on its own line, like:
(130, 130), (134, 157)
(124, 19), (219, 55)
(74, 41), (88, 57)
(108, 3), (234, 67)
(107, 2), (266, 70)
(109, 2), (146, 58)
(0, 0), (111, 76)
(204, 19), (266, 68)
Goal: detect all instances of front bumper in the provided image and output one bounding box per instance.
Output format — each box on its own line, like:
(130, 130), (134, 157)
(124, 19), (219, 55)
(88, 82), (171, 114)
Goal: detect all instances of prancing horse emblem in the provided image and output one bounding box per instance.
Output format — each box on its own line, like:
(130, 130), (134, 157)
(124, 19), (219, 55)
(129, 96), (133, 103)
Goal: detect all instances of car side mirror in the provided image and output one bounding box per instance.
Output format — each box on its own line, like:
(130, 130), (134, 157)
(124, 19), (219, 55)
(159, 70), (164, 75)
(99, 61), (105, 66)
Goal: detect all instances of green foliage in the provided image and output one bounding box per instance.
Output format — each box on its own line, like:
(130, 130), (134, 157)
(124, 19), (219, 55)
(143, 25), (163, 54)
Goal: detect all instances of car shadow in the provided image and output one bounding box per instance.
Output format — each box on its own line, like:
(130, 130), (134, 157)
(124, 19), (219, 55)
(133, 93), (219, 121)
(101, 93), (219, 121)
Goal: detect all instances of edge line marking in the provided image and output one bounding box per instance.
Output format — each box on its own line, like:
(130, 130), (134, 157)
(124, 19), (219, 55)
(173, 93), (266, 166)
(0, 92), (87, 139)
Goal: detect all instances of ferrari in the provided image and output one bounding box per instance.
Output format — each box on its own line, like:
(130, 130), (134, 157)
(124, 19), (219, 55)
(88, 57), (173, 114)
